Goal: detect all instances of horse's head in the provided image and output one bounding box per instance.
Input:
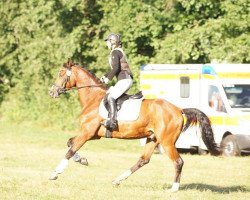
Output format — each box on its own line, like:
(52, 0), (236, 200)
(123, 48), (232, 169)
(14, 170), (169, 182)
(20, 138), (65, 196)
(49, 58), (76, 98)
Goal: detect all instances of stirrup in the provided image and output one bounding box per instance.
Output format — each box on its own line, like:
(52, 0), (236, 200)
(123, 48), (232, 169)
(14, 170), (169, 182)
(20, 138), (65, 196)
(101, 120), (113, 138)
(101, 119), (117, 129)
(101, 119), (117, 138)
(101, 119), (111, 128)
(109, 120), (118, 130)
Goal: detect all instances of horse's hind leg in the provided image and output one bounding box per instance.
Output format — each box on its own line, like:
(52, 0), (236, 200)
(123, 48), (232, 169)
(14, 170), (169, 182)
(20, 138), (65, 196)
(162, 144), (184, 192)
(112, 136), (158, 185)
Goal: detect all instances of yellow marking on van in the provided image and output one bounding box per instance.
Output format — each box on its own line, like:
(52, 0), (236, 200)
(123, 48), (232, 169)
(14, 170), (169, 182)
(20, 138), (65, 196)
(141, 72), (250, 80)
(218, 72), (250, 79)
(202, 74), (216, 79)
(209, 116), (239, 126)
(141, 73), (199, 80)
(140, 84), (151, 90)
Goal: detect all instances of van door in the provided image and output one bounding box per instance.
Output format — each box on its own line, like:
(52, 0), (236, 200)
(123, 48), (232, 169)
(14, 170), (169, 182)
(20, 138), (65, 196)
(206, 84), (228, 145)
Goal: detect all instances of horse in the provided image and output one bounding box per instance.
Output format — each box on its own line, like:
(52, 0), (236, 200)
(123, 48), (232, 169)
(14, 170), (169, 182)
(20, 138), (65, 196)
(49, 59), (220, 192)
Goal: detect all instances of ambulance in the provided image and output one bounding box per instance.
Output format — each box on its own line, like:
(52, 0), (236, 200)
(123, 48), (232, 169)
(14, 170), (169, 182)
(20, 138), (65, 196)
(140, 64), (250, 156)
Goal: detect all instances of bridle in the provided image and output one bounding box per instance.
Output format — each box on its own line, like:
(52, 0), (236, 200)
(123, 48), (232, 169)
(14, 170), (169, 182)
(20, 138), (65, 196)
(52, 65), (103, 95)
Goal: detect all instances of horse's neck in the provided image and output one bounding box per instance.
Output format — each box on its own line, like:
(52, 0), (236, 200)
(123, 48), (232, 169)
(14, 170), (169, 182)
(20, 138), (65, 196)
(77, 88), (106, 108)
(75, 68), (106, 107)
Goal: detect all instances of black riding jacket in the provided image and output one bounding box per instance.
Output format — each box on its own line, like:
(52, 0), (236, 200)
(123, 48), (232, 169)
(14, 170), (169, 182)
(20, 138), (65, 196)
(105, 48), (133, 81)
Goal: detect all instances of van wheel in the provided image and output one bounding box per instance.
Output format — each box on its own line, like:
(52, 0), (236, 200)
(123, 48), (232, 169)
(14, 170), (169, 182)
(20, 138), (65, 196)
(221, 135), (240, 156)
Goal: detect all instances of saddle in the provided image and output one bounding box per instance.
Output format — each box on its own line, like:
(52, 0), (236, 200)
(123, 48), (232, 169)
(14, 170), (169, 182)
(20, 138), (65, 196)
(103, 91), (143, 111)
(99, 90), (144, 139)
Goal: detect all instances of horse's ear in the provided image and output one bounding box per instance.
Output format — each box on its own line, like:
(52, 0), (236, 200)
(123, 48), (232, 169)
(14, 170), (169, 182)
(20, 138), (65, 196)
(67, 58), (73, 68)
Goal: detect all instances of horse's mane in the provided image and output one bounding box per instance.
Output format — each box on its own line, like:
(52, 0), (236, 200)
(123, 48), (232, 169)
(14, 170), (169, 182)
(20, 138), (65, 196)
(63, 62), (106, 87)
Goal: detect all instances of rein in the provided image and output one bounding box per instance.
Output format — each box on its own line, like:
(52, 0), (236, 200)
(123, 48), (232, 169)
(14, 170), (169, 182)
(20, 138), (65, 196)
(53, 83), (103, 94)
(76, 84), (104, 90)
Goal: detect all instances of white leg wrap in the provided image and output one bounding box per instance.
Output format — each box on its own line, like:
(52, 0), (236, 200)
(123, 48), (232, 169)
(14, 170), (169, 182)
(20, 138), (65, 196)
(171, 182), (180, 192)
(49, 171), (58, 180)
(55, 159), (69, 174)
(112, 170), (132, 185)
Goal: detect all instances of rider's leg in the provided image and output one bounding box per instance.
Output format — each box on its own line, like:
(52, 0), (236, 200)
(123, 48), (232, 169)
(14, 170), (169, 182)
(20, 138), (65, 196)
(105, 96), (118, 130)
(103, 78), (132, 131)
(109, 78), (133, 100)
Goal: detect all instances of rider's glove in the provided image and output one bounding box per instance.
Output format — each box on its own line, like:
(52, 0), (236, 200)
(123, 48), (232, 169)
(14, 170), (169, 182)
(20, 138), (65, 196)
(100, 76), (109, 84)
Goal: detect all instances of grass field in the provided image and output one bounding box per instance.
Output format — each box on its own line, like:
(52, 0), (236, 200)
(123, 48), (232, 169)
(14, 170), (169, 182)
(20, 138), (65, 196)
(0, 121), (250, 200)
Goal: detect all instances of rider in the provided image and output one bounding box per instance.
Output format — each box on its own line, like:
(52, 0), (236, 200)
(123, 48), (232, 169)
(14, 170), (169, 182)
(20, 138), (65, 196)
(100, 33), (133, 132)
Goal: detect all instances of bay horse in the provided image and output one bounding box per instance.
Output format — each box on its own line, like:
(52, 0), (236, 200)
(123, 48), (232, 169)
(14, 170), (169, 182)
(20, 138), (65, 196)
(49, 59), (220, 192)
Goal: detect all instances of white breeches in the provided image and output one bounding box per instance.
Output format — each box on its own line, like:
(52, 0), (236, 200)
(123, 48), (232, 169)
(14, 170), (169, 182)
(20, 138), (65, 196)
(108, 79), (133, 100)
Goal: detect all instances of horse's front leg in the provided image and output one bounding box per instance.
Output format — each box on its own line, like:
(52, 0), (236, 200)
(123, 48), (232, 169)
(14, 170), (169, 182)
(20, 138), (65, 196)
(67, 137), (89, 166)
(49, 122), (100, 180)
(49, 113), (103, 180)
(72, 151), (89, 166)
(49, 134), (89, 180)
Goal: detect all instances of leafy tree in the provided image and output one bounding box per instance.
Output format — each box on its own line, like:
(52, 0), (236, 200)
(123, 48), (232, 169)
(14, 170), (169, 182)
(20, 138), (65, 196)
(152, 0), (250, 63)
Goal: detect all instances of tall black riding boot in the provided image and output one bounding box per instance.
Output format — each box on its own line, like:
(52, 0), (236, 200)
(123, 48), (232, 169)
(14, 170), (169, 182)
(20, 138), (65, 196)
(103, 97), (118, 134)
(107, 97), (118, 130)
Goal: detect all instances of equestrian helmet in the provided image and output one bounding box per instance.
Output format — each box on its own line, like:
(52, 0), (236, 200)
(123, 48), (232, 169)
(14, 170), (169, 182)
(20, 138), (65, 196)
(104, 33), (121, 45)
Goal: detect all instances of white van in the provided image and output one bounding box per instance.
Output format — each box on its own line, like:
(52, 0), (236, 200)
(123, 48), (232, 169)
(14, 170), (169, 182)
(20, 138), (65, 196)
(140, 64), (250, 156)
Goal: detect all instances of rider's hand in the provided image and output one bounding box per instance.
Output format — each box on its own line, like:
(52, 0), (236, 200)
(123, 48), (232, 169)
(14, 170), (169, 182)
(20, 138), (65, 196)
(100, 76), (109, 84)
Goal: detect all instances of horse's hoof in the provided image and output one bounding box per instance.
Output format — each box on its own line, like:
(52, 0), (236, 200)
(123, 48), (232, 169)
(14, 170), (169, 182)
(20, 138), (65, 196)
(80, 157), (88, 166)
(49, 172), (58, 180)
(112, 180), (121, 186)
(170, 182), (180, 192)
(170, 188), (179, 193)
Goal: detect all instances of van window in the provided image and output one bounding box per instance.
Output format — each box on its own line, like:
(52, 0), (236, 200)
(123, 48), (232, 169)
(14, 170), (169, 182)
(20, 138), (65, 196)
(208, 85), (226, 112)
(180, 76), (190, 98)
(223, 84), (250, 108)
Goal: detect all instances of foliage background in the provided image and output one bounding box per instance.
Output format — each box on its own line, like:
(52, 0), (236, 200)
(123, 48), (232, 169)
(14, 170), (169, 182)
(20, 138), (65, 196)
(0, 0), (249, 130)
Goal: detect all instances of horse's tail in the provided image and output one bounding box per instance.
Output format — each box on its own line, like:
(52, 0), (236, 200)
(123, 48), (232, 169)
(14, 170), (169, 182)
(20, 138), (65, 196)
(182, 108), (220, 156)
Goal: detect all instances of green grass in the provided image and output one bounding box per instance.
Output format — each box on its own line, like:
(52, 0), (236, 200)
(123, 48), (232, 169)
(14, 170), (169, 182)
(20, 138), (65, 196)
(0, 121), (250, 200)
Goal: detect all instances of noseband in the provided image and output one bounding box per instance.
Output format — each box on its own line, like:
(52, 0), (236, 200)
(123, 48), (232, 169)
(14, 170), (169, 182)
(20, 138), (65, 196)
(52, 66), (72, 94)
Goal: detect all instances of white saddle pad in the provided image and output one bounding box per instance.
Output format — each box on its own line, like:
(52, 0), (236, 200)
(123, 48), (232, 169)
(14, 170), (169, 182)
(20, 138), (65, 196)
(99, 98), (144, 121)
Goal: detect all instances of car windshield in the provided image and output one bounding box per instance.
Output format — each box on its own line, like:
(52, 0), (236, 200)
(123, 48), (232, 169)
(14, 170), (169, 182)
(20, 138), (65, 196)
(223, 84), (250, 108)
